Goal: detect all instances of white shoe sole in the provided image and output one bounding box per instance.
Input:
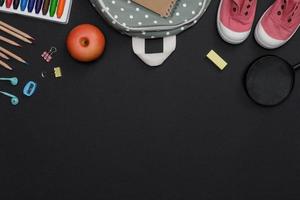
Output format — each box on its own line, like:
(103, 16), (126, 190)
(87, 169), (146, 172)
(217, 0), (251, 44)
(254, 6), (300, 49)
(254, 8), (286, 49)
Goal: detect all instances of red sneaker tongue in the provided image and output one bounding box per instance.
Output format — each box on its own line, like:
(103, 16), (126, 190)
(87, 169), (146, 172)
(232, 0), (254, 12)
(283, 0), (300, 16)
(232, 0), (245, 7)
(289, 0), (300, 3)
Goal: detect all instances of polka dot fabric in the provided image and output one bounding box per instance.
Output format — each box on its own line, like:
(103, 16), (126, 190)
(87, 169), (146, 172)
(90, 0), (211, 38)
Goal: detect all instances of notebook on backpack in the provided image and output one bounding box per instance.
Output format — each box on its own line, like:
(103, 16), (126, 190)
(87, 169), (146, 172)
(133, 0), (177, 17)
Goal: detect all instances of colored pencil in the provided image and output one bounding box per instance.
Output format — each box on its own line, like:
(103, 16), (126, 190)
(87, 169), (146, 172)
(6, 0), (13, 8)
(13, 0), (20, 9)
(0, 46), (27, 64)
(28, 0), (35, 12)
(0, 25), (32, 44)
(49, 0), (58, 17)
(57, 0), (65, 18)
(0, 21), (34, 40)
(20, 0), (28, 11)
(0, 0), (4, 6)
(0, 35), (21, 47)
(35, 0), (43, 14)
(42, 0), (50, 15)
(0, 60), (12, 70)
(0, 52), (9, 60)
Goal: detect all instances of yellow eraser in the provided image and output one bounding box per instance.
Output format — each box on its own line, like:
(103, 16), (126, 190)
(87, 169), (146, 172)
(206, 50), (228, 70)
(54, 67), (62, 78)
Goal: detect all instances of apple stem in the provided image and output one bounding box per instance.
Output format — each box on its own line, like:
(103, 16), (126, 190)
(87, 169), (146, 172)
(80, 37), (90, 47)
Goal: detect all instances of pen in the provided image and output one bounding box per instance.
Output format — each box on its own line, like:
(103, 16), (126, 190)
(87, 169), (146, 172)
(6, 0), (13, 8)
(49, 0), (58, 17)
(42, 0), (50, 15)
(35, 0), (43, 14)
(20, 0), (28, 11)
(0, 0), (4, 6)
(27, 0), (35, 12)
(56, 0), (65, 18)
(13, 0), (20, 9)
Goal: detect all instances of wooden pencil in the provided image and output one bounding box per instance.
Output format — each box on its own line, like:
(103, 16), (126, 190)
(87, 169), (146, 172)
(0, 52), (9, 60)
(0, 25), (32, 44)
(0, 35), (21, 47)
(0, 20), (34, 40)
(0, 60), (12, 70)
(0, 46), (27, 64)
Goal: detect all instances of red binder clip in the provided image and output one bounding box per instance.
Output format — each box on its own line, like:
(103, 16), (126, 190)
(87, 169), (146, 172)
(41, 47), (57, 63)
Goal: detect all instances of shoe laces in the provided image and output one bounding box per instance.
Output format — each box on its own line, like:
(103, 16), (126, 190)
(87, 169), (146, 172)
(231, 0), (255, 19)
(276, 0), (300, 27)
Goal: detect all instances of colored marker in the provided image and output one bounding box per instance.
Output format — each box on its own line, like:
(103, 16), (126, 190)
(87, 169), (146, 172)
(56, 0), (65, 18)
(20, 0), (28, 11)
(49, 0), (58, 17)
(13, 0), (20, 9)
(35, 0), (43, 13)
(0, 0), (5, 6)
(27, 0), (35, 12)
(6, 0), (13, 8)
(42, 0), (50, 15)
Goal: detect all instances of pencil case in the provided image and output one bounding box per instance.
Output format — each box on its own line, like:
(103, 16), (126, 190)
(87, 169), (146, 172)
(0, 0), (73, 24)
(90, 0), (211, 66)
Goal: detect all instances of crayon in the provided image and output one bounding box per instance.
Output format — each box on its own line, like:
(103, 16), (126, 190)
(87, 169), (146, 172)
(13, 0), (20, 9)
(20, 0), (28, 11)
(49, 0), (58, 17)
(42, 0), (50, 15)
(6, 0), (13, 8)
(35, 0), (43, 14)
(56, 0), (65, 18)
(0, 0), (4, 6)
(27, 0), (35, 12)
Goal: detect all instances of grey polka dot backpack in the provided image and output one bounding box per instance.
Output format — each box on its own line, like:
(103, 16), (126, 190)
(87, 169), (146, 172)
(90, 0), (211, 66)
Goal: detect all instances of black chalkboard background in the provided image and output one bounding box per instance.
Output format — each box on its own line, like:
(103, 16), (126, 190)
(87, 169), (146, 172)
(0, 0), (300, 199)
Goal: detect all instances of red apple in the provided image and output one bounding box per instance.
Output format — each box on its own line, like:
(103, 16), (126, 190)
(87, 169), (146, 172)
(66, 24), (106, 62)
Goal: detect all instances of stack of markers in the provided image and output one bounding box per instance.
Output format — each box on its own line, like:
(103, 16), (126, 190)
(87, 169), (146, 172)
(0, 0), (73, 24)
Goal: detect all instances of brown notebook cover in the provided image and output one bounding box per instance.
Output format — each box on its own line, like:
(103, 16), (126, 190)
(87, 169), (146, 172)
(133, 0), (177, 17)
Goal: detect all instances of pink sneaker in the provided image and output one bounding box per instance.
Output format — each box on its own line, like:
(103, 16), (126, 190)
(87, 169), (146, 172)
(255, 0), (300, 49)
(217, 0), (257, 44)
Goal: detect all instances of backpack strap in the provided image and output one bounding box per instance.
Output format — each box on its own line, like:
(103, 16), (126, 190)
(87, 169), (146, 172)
(132, 36), (176, 66)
